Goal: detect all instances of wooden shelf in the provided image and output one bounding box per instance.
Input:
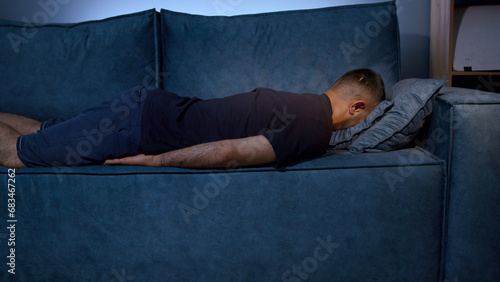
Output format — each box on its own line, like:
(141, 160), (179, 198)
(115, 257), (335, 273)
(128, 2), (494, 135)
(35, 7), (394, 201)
(430, 0), (500, 88)
(454, 0), (499, 6)
(451, 71), (500, 76)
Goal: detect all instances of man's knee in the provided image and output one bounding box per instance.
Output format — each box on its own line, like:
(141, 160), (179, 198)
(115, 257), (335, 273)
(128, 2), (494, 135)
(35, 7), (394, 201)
(0, 140), (25, 169)
(30, 121), (43, 134)
(0, 112), (42, 135)
(0, 154), (26, 169)
(0, 122), (26, 169)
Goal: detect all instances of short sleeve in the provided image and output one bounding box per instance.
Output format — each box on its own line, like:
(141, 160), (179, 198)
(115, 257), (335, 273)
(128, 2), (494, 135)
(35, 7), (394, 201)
(264, 116), (331, 167)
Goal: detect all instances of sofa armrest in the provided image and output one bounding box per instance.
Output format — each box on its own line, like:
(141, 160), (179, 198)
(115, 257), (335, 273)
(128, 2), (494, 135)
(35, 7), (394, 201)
(424, 86), (500, 164)
(423, 86), (500, 281)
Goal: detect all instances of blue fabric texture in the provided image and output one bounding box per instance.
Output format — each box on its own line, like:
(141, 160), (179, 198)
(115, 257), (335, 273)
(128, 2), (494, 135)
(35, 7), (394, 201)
(0, 148), (444, 281)
(329, 100), (394, 149)
(348, 78), (448, 152)
(0, 10), (160, 121)
(425, 87), (500, 281)
(160, 1), (400, 99)
(6, 2), (490, 280)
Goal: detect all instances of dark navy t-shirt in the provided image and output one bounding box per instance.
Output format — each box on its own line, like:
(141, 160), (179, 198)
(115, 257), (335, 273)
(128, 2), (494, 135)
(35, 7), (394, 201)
(141, 87), (333, 167)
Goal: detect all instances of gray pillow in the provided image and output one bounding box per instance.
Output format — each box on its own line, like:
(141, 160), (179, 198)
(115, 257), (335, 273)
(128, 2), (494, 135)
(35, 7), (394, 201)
(329, 100), (394, 149)
(329, 78), (448, 152)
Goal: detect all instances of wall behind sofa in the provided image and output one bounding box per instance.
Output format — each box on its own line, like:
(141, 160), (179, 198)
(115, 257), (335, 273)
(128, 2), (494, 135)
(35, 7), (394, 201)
(0, 0), (429, 79)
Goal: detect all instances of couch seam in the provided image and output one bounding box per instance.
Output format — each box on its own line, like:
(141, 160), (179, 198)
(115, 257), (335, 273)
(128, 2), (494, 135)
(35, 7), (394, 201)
(0, 9), (156, 28)
(438, 103), (455, 281)
(154, 11), (161, 89)
(160, 1), (395, 19)
(415, 146), (445, 163)
(2, 162), (445, 176)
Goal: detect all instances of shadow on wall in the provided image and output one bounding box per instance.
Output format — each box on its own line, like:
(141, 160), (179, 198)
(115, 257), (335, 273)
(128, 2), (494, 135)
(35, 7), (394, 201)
(400, 33), (430, 79)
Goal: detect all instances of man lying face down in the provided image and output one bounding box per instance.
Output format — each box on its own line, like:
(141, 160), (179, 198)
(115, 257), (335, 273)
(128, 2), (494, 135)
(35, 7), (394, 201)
(0, 68), (385, 169)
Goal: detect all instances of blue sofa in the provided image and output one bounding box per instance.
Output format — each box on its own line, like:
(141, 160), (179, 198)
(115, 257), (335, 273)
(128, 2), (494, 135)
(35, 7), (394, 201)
(1, 1), (498, 281)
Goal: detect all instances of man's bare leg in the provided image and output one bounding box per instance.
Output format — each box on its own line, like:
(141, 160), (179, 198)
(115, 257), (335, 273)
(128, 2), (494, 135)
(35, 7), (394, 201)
(0, 121), (26, 168)
(0, 113), (42, 135)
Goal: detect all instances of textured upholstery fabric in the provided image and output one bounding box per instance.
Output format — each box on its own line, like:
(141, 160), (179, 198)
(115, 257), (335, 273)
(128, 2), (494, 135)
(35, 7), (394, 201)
(425, 87), (500, 281)
(0, 148), (444, 281)
(349, 78), (447, 152)
(160, 1), (400, 99)
(0, 2), (464, 280)
(0, 10), (160, 121)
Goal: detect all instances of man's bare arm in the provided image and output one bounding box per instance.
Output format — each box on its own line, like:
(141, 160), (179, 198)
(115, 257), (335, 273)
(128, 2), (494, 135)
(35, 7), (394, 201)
(104, 135), (276, 168)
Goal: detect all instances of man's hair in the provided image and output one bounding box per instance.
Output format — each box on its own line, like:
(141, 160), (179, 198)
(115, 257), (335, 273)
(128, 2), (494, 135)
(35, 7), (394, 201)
(330, 68), (386, 109)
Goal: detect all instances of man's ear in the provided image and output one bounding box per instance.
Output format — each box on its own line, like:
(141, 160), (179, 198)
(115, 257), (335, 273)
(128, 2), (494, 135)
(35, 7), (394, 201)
(348, 100), (366, 115)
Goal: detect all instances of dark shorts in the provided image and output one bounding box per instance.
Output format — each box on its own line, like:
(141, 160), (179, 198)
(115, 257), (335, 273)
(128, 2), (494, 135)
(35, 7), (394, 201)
(17, 86), (149, 167)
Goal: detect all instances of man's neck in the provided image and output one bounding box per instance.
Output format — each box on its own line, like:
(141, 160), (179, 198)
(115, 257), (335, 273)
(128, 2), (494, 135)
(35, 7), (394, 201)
(324, 89), (337, 128)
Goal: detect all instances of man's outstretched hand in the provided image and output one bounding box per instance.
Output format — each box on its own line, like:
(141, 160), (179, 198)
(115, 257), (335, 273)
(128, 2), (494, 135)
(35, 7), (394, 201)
(103, 135), (276, 169)
(104, 154), (161, 167)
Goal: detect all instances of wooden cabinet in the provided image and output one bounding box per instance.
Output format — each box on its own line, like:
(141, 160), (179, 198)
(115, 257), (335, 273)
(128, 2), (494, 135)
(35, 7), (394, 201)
(430, 0), (500, 91)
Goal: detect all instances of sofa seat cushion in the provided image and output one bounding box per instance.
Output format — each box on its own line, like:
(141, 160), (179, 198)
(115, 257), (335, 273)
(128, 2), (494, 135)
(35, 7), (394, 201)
(0, 10), (160, 121)
(160, 1), (400, 99)
(1, 148), (444, 280)
(13, 147), (442, 175)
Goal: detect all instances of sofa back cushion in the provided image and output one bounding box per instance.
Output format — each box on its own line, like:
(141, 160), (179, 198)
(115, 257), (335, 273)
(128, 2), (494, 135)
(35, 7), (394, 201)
(161, 1), (400, 99)
(0, 10), (160, 121)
